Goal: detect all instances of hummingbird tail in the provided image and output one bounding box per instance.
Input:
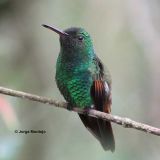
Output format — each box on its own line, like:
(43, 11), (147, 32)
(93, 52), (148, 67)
(79, 114), (115, 152)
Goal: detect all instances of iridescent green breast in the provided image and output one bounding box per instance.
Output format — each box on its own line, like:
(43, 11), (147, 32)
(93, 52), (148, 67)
(55, 53), (93, 108)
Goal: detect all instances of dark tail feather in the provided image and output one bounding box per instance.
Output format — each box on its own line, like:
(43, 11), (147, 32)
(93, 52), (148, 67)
(79, 114), (115, 152)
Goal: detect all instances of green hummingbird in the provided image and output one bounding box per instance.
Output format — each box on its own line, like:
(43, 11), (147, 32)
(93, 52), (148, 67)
(42, 24), (115, 152)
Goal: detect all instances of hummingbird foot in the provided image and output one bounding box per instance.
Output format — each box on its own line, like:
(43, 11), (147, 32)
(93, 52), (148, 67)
(82, 106), (94, 115)
(66, 103), (73, 111)
(72, 106), (92, 114)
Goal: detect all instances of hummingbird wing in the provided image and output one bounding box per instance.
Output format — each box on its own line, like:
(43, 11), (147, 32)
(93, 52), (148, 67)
(91, 56), (112, 112)
(79, 56), (115, 152)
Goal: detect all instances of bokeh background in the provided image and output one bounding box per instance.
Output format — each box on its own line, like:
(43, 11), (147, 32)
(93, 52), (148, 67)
(0, 0), (160, 160)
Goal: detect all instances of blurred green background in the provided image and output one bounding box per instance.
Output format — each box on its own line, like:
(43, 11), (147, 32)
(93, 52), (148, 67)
(0, 0), (160, 160)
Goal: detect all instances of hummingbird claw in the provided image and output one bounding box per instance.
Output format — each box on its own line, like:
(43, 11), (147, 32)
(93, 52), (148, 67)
(83, 107), (92, 115)
(66, 103), (73, 111)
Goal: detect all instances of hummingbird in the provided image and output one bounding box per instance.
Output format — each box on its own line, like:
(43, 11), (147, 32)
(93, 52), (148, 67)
(42, 24), (115, 152)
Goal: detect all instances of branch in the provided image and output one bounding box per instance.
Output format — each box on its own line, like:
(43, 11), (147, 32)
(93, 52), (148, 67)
(0, 86), (160, 136)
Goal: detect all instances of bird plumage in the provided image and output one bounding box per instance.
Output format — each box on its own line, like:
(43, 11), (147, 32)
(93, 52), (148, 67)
(43, 25), (115, 151)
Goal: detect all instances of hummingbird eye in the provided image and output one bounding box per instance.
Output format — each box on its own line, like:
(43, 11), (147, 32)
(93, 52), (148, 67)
(78, 36), (83, 41)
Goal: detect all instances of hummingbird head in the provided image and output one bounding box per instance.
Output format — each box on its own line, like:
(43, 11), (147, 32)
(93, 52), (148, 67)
(42, 24), (94, 53)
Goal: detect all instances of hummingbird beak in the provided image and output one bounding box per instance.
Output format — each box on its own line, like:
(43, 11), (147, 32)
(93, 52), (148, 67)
(42, 24), (69, 36)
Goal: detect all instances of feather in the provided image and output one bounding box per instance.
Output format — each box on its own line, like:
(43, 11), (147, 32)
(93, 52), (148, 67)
(79, 56), (115, 152)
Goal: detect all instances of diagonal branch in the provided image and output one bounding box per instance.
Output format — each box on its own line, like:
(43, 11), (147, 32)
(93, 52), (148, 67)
(0, 86), (160, 136)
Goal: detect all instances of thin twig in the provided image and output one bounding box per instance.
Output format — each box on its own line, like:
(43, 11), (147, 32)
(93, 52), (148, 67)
(0, 86), (160, 136)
